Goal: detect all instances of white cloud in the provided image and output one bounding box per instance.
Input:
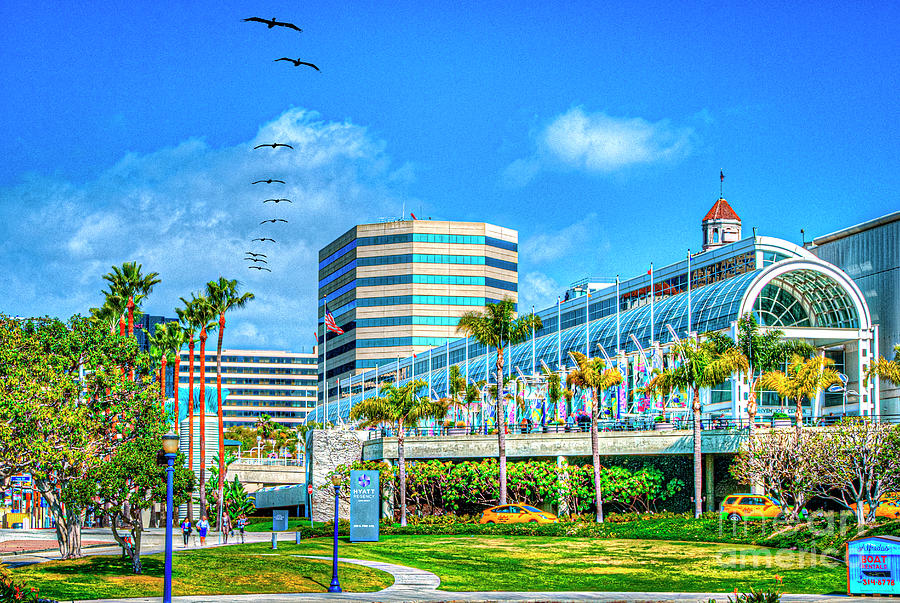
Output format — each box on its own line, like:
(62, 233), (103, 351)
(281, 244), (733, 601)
(520, 214), (598, 264)
(0, 108), (410, 351)
(503, 107), (694, 186)
(518, 272), (560, 313)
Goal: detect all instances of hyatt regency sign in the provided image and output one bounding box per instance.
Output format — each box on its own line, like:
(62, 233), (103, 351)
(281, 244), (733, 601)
(350, 470), (380, 542)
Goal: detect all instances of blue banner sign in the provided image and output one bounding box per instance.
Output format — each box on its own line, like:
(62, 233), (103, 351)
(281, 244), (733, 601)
(272, 509), (288, 531)
(10, 475), (31, 484)
(848, 535), (900, 595)
(350, 470), (380, 542)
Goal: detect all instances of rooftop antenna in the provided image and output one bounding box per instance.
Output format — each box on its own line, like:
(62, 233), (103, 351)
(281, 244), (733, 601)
(719, 169), (725, 197)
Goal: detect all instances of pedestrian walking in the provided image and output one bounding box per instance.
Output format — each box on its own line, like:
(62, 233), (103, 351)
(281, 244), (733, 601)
(180, 517), (192, 547)
(236, 515), (247, 544)
(222, 512), (232, 544)
(196, 516), (210, 546)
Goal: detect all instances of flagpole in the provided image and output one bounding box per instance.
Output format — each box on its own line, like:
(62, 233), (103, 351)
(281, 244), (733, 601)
(649, 263), (655, 346)
(615, 275), (621, 354)
(531, 305), (536, 375)
(445, 339), (450, 398)
(323, 299), (328, 426)
(687, 250), (692, 338)
(585, 288), (590, 356)
(557, 296), (561, 370)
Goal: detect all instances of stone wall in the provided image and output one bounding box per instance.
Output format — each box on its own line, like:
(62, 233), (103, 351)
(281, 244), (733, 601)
(308, 429), (367, 522)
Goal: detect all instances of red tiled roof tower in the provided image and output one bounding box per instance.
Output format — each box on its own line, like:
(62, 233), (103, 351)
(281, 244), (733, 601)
(703, 197), (741, 222)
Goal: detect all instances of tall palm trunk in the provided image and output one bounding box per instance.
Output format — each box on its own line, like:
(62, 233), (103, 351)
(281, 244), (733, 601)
(496, 346), (507, 505)
(216, 313), (226, 534)
(159, 356), (167, 398)
(198, 327), (208, 520)
(795, 396), (803, 438)
(591, 387), (604, 522)
(398, 418), (407, 526)
(126, 297), (135, 381)
(119, 315), (126, 337)
(187, 338), (195, 521)
(747, 377), (758, 438)
(692, 385), (702, 518)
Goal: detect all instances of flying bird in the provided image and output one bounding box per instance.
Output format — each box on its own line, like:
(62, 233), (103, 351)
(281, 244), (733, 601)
(252, 237), (276, 243)
(252, 179), (286, 185)
(274, 58), (320, 71)
(245, 252), (267, 258)
(248, 265), (272, 272)
(260, 218), (289, 224)
(253, 143), (294, 150)
(244, 257), (268, 263)
(263, 198), (293, 204)
(243, 17), (302, 32)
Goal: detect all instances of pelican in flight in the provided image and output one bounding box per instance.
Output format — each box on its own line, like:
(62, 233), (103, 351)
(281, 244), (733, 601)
(253, 143), (294, 150)
(243, 17), (302, 32)
(249, 266), (272, 272)
(245, 257), (268, 264)
(263, 198), (292, 204)
(245, 252), (267, 258)
(252, 237), (276, 243)
(260, 218), (289, 224)
(252, 179), (286, 184)
(274, 58), (320, 71)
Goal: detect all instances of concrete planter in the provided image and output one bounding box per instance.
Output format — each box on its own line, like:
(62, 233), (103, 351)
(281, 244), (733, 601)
(654, 422), (675, 431)
(771, 418), (792, 428)
(446, 427), (467, 436)
(544, 424), (565, 433)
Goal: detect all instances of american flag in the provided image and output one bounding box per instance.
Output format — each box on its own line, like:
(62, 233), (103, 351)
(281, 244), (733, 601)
(324, 308), (344, 334)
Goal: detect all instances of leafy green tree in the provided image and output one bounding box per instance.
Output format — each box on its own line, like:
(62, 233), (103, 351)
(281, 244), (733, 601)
(101, 261), (160, 339)
(641, 337), (748, 518)
(204, 277), (255, 530)
(0, 315), (165, 558)
(758, 354), (841, 435)
(706, 314), (814, 434)
(542, 365), (562, 422)
(85, 435), (194, 573)
(566, 352), (624, 522)
(349, 379), (445, 526)
(457, 299), (542, 504)
(868, 344), (900, 387)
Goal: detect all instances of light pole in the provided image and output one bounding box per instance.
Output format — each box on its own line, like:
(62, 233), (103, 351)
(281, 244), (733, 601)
(328, 473), (342, 593)
(162, 432), (179, 603)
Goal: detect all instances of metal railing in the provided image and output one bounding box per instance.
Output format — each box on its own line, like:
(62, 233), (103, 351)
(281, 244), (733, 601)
(233, 455), (305, 467)
(364, 414), (900, 440)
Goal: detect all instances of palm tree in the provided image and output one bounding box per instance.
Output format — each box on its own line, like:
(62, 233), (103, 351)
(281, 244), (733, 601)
(101, 261), (161, 338)
(349, 379), (445, 526)
(758, 354), (841, 436)
(644, 338), (748, 518)
(464, 380), (483, 431)
(705, 314), (814, 435)
(162, 321), (186, 417)
(456, 299), (542, 505)
(447, 364), (466, 424)
(205, 277), (255, 530)
(89, 293), (128, 335)
(145, 323), (171, 399)
(542, 365), (562, 424)
(182, 294), (217, 520)
(175, 299), (202, 520)
(566, 352), (624, 523)
(868, 344), (900, 387)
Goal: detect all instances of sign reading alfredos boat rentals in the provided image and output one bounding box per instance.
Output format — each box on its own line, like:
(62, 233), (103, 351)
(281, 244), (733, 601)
(847, 535), (900, 595)
(350, 470), (380, 542)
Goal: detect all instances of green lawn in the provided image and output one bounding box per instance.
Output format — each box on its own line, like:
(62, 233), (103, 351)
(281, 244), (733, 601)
(12, 545), (392, 601)
(14, 535), (844, 600)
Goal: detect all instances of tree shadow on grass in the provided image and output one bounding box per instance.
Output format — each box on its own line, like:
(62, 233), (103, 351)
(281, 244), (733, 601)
(34, 555), (164, 577)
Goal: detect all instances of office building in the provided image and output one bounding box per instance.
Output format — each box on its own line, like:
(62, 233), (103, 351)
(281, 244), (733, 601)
(308, 197), (879, 425)
(178, 348), (318, 428)
(810, 211), (899, 414)
(317, 219), (518, 404)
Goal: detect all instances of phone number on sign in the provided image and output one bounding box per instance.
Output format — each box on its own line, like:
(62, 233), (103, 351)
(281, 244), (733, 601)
(861, 579), (895, 586)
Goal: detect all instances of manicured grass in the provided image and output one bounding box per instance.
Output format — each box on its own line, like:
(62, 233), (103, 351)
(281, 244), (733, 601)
(12, 545), (392, 601)
(14, 535), (845, 599)
(287, 535), (845, 594)
(244, 516), (312, 532)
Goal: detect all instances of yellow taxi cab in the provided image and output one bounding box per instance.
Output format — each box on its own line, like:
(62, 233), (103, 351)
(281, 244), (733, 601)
(721, 494), (800, 521)
(850, 495), (900, 519)
(479, 504), (558, 524)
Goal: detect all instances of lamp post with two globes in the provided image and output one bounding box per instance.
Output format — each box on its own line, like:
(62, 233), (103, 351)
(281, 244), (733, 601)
(161, 432), (179, 603)
(328, 473), (342, 593)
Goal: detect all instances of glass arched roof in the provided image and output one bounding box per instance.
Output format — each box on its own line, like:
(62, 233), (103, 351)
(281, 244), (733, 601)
(310, 264), (862, 423)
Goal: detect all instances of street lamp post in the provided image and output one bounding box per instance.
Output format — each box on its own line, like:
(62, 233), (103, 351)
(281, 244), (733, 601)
(162, 432), (179, 603)
(328, 473), (342, 593)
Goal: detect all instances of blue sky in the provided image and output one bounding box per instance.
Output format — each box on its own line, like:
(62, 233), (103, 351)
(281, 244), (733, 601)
(1, 0), (896, 351)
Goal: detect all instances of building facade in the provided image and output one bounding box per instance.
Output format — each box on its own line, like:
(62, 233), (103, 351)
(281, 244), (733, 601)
(134, 313), (177, 399)
(308, 198), (878, 426)
(317, 219), (518, 405)
(810, 211), (899, 415)
(178, 348), (318, 428)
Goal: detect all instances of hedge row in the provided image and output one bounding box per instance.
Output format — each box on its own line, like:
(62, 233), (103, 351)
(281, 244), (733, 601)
(294, 511), (900, 559)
